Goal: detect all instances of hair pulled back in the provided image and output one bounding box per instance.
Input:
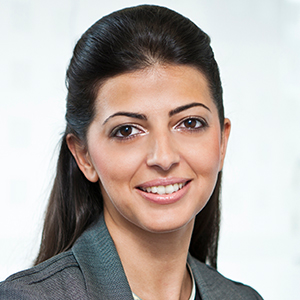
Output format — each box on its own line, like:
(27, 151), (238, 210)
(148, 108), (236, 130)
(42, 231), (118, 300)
(35, 5), (224, 269)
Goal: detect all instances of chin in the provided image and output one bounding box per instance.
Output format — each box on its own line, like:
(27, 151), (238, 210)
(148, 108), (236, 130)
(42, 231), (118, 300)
(137, 214), (195, 234)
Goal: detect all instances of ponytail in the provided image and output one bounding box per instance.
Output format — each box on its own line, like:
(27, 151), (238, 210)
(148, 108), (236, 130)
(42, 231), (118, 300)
(190, 172), (222, 269)
(34, 135), (102, 265)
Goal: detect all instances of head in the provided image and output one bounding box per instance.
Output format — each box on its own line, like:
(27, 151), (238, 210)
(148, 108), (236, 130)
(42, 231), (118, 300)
(65, 5), (225, 140)
(36, 5), (230, 268)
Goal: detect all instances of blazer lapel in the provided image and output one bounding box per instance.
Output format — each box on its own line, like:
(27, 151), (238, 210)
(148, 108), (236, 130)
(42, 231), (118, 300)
(187, 254), (248, 300)
(72, 214), (134, 300)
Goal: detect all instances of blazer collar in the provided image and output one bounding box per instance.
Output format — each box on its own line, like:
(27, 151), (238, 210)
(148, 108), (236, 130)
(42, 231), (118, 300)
(72, 214), (134, 299)
(71, 214), (231, 300)
(187, 254), (249, 300)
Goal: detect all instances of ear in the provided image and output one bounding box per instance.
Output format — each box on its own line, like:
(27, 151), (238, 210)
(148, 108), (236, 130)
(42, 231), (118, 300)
(219, 118), (231, 171)
(66, 134), (99, 183)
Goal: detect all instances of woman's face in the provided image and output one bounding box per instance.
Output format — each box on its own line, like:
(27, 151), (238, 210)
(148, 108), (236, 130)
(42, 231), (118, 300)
(72, 65), (230, 234)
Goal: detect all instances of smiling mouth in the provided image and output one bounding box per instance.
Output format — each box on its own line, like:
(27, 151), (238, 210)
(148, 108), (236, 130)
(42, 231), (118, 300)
(138, 181), (189, 195)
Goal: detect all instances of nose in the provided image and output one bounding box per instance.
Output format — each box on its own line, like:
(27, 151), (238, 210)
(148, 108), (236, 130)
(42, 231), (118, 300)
(146, 131), (180, 171)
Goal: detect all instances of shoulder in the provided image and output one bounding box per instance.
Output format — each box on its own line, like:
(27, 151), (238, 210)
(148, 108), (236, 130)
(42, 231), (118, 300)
(0, 251), (88, 300)
(188, 255), (263, 300)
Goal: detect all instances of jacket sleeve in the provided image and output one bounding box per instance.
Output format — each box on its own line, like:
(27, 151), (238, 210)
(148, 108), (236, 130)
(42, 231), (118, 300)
(0, 252), (88, 300)
(0, 282), (46, 300)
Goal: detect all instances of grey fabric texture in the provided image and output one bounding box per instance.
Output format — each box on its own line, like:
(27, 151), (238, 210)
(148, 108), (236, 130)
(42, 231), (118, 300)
(0, 215), (263, 299)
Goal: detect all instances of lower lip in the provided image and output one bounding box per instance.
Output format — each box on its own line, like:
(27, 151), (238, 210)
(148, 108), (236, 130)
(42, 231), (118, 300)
(136, 181), (191, 205)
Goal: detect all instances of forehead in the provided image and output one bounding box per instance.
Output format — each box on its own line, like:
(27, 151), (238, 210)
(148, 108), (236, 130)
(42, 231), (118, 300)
(94, 65), (217, 119)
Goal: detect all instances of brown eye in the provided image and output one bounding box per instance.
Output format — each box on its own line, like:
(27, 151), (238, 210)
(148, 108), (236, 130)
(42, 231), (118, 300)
(112, 125), (143, 139)
(175, 117), (206, 131)
(184, 119), (197, 128)
(119, 126), (132, 137)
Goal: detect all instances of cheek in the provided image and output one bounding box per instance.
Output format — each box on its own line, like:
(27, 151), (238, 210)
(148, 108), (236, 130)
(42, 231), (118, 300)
(89, 141), (144, 190)
(186, 134), (221, 212)
(183, 131), (222, 177)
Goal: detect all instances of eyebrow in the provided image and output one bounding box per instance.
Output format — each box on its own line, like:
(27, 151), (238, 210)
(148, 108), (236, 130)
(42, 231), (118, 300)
(103, 102), (211, 125)
(169, 102), (211, 117)
(103, 112), (147, 124)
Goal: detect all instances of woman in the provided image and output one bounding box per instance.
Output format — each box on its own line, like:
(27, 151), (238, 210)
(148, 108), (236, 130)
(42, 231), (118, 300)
(0, 5), (263, 300)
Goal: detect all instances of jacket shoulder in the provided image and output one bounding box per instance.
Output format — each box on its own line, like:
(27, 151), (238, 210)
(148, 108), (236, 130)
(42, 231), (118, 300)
(0, 251), (88, 300)
(188, 255), (263, 299)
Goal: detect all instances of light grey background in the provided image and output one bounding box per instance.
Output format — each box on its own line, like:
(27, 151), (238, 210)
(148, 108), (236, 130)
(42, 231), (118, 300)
(1, 0), (299, 299)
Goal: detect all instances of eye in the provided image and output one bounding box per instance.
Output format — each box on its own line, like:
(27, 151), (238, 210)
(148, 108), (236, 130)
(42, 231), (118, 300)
(111, 125), (144, 139)
(175, 117), (207, 131)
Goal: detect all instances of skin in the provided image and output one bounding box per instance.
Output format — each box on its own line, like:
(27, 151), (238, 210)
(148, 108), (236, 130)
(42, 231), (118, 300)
(67, 64), (231, 300)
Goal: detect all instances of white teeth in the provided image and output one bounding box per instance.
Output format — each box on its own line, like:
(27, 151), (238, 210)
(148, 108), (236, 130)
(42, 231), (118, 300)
(157, 186), (165, 195)
(165, 185), (174, 194)
(141, 182), (186, 195)
(173, 183), (179, 192)
(151, 186), (158, 193)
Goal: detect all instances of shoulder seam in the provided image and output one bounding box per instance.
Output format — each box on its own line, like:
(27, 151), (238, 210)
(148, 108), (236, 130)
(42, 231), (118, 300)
(5, 252), (78, 283)
(29, 263), (79, 284)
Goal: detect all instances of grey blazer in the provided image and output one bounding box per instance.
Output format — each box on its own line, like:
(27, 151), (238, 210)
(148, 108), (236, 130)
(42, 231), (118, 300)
(0, 215), (263, 299)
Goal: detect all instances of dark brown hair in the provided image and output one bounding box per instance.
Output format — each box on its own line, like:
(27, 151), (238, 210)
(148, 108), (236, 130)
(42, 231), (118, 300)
(35, 5), (224, 269)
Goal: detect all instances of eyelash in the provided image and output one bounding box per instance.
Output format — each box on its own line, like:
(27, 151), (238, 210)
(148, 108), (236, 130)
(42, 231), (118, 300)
(110, 117), (208, 140)
(110, 124), (145, 140)
(174, 117), (208, 131)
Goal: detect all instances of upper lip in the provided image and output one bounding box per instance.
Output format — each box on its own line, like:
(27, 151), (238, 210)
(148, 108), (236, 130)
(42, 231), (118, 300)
(136, 177), (191, 189)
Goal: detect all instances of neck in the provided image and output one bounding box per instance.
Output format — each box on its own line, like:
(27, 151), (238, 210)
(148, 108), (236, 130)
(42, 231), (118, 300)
(104, 210), (195, 300)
